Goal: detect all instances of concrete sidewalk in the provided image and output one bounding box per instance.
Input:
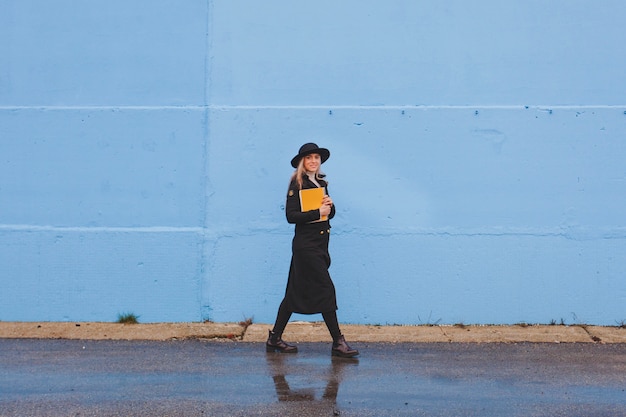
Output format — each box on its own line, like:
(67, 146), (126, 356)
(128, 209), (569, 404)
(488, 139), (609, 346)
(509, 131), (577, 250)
(1, 321), (626, 343)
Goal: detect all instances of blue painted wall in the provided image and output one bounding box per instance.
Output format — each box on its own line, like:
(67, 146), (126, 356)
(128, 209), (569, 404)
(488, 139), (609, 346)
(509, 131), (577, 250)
(1, 1), (625, 325)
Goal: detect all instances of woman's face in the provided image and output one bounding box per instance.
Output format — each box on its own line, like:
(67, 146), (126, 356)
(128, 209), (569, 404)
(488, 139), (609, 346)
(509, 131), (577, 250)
(303, 153), (321, 172)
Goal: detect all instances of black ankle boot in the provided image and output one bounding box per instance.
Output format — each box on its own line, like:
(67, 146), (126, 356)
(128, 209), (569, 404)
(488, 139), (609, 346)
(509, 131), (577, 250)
(332, 335), (359, 357)
(266, 330), (298, 353)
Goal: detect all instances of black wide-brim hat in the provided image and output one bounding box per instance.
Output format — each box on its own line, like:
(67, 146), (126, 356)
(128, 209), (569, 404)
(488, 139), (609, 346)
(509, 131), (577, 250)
(291, 143), (330, 168)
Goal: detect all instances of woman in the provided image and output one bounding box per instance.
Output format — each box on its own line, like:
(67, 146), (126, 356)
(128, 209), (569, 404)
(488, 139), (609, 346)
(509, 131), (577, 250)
(267, 143), (359, 358)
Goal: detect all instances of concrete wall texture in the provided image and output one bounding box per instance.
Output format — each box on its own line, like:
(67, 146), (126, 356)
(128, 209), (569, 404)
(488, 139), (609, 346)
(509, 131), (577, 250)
(1, 1), (625, 325)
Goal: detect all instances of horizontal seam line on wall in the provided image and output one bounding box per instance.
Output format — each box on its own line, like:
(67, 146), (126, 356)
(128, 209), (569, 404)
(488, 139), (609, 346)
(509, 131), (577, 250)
(209, 105), (626, 110)
(2, 225), (625, 239)
(0, 106), (207, 111)
(0, 225), (205, 233)
(1, 105), (625, 111)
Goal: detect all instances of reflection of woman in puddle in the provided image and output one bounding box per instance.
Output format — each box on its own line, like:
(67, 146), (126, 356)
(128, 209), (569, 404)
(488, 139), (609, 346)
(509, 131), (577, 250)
(267, 353), (357, 408)
(267, 143), (359, 358)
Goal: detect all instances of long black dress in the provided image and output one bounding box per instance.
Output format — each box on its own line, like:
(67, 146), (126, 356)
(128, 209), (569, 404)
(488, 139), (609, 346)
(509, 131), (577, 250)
(281, 174), (337, 314)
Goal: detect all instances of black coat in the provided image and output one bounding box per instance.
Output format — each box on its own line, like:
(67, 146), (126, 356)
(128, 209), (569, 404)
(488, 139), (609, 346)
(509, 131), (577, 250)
(281, 174), (337, 314)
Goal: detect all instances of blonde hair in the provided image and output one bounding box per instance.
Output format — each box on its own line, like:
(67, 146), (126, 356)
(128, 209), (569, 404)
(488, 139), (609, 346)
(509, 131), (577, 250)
(290, 158), (326, 190)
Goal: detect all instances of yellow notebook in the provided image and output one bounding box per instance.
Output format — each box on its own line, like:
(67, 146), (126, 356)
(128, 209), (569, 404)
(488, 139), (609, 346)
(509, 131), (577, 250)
(299, 187), (327, 221)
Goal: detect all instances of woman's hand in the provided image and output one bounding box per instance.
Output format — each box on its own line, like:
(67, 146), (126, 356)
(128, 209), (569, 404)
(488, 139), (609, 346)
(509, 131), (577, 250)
(319, 195), (333, 217)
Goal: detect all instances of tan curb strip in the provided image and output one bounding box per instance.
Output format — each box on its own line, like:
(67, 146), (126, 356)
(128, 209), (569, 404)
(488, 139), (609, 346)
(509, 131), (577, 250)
(584, 326), (626, 343)
(0, 322), (244, 341)
(1, 322), (625, 343)
(243, 323), (626, 344)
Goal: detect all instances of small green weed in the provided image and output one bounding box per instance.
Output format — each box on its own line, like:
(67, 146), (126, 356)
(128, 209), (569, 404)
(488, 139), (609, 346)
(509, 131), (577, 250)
(117, 312), (140, 324)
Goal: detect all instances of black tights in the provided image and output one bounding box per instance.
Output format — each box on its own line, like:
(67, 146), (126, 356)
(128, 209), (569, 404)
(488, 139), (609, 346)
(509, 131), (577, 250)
(272, 299), (342, 341)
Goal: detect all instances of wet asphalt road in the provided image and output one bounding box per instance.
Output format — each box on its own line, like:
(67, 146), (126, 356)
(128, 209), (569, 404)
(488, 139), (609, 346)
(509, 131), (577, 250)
(1, 339), (625, 417)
